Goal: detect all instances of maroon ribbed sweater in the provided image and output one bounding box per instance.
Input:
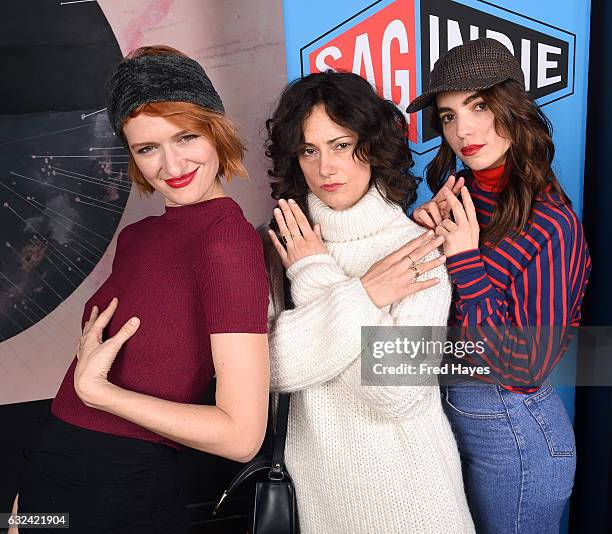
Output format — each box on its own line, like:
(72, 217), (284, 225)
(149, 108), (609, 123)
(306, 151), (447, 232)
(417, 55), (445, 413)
(52, 197), (269, 449)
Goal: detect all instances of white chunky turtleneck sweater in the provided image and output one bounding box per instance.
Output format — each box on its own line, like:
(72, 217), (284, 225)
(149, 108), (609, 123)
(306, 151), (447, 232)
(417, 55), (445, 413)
(265, 186), (474, 534)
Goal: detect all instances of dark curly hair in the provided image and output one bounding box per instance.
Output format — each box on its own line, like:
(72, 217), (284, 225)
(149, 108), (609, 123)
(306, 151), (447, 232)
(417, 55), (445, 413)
(265, 71), (419, 223)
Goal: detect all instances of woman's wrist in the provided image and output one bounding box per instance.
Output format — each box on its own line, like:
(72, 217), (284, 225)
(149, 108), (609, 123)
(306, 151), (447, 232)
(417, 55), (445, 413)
(76, 380), (123, 410)
(286, 252), (334, 280)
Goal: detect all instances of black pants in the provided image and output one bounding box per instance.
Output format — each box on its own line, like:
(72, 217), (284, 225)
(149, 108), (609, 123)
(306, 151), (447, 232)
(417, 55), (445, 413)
(17, 413), (189, 534)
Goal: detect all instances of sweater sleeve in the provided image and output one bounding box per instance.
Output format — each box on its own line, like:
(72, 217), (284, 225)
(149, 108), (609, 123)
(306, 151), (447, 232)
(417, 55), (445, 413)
(445, 208), (591, 387)
(336, 247), (452, 419)
(269, 245), (454, 420)
(268, 261), (391, 392)
(286, 253), (349, 307)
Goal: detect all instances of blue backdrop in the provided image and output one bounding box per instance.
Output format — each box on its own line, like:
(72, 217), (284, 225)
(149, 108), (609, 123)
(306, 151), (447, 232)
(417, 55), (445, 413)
(283, 0), (590, 213)
(282, 1), (592, 531)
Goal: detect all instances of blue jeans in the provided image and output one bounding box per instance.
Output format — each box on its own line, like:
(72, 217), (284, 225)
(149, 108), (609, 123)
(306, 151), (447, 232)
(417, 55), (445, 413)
(442, 382), (576, 534)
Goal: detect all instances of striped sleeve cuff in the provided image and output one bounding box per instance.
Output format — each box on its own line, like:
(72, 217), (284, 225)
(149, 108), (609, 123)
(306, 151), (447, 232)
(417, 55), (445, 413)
(446, 248), (494, 301)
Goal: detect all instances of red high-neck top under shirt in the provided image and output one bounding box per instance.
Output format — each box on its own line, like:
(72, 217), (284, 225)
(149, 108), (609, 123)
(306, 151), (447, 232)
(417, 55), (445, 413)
(52, 197), (269, 449)
(472, 163), (506, 192)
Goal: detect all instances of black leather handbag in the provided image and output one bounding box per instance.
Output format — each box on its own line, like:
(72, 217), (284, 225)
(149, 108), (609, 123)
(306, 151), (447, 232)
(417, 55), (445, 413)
(213, 275), (298, 533)
(213, 393), (297, 533)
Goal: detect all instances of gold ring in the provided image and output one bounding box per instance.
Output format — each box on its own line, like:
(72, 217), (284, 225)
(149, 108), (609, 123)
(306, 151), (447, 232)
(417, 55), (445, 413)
(281, 235), (293, 245)
(406, 253), (415, 268)
(411, 266), (420, 278)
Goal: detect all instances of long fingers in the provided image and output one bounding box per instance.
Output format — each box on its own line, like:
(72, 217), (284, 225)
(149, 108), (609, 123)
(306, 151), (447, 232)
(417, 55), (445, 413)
(385, 231), (444, 270)
(273, 207), (292, 240)
(413, 208), (437, 230)
(89, 305), (99, 323)
(106, 317), (140, 351)
(83, 305), (99, 336)
(452, 176), (465, 194)
(405, 277), (441, 295)
(393, 230), (435, 262)
(402, 234), (445, 265)
(442, 175), (456, 194)
(439, 175), (465, 196)
(267, 229), (289, 268)
(286, 199), (314, 237)
(460, 186), (478, 225)
(427, 202), (443, 226)
(433, 175), (453, 201)
(432, 177), (464, 219)
(435, 224), (450, 237)
(414, 201), (442, 227)
(442, 187), (468, 225)
(406, 254), (446, 277)
(88, 297), (119, 340)
(277, 199), (301, 238)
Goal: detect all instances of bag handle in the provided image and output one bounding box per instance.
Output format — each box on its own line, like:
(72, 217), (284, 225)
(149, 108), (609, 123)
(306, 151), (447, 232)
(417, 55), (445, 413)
(269, 273), (293, 479)
(269, 393), (290, 479)
(213, 270), (294, 512)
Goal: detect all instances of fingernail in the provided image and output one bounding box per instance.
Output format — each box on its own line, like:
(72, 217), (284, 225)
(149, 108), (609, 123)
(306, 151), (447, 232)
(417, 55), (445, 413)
(129, 317), (139, 326)
(279, 199), (286, 204)
(427, 230), (434, 237)
(288, 198), (296, 204)
(440, 255), (446, 262)
(274, 207), (280, 213)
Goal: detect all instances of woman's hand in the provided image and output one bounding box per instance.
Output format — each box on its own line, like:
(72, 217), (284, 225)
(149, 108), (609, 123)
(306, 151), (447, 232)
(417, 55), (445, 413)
(412, 175), (465, 229)
(74, 298), (140, 408)
(435, 186), (480, 257)
(268, 198), (328, 269)
(360, 230), (446, 308)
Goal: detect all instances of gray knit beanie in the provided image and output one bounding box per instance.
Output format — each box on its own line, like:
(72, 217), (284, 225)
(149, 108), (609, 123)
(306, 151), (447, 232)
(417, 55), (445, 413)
(106, 53), (225, 144)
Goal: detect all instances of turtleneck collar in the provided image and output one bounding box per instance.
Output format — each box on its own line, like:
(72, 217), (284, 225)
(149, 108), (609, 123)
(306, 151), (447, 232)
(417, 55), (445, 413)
(307, 185), (403, 243)
(162, 196), (236, 220)
(472, 164), (506, 193)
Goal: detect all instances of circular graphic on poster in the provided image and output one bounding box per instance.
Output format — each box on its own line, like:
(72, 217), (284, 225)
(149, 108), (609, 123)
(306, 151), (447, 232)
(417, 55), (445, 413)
(0, 2), (127, 342)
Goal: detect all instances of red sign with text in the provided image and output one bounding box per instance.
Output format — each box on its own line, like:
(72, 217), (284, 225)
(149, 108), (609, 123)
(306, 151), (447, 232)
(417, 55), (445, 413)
(309, 0), (418, 142)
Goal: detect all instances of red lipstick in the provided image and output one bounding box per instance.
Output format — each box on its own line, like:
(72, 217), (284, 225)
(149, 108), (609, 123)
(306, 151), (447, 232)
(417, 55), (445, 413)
(461, 144), (484, 157)
(321, 183), (344, 192)
(165, 168), (198, 189)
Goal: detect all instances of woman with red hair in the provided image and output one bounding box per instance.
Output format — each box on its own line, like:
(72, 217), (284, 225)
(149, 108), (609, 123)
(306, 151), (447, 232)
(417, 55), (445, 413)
(11, 46), (270, 534)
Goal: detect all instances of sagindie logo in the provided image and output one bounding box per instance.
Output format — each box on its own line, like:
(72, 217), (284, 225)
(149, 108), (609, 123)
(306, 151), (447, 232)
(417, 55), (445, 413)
(304, 0), (572, 147)
(307, 0), (418, 142)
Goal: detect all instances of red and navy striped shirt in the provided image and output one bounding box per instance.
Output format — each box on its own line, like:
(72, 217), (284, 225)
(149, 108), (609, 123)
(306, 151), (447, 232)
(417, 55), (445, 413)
(445, 171), (591, 390)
